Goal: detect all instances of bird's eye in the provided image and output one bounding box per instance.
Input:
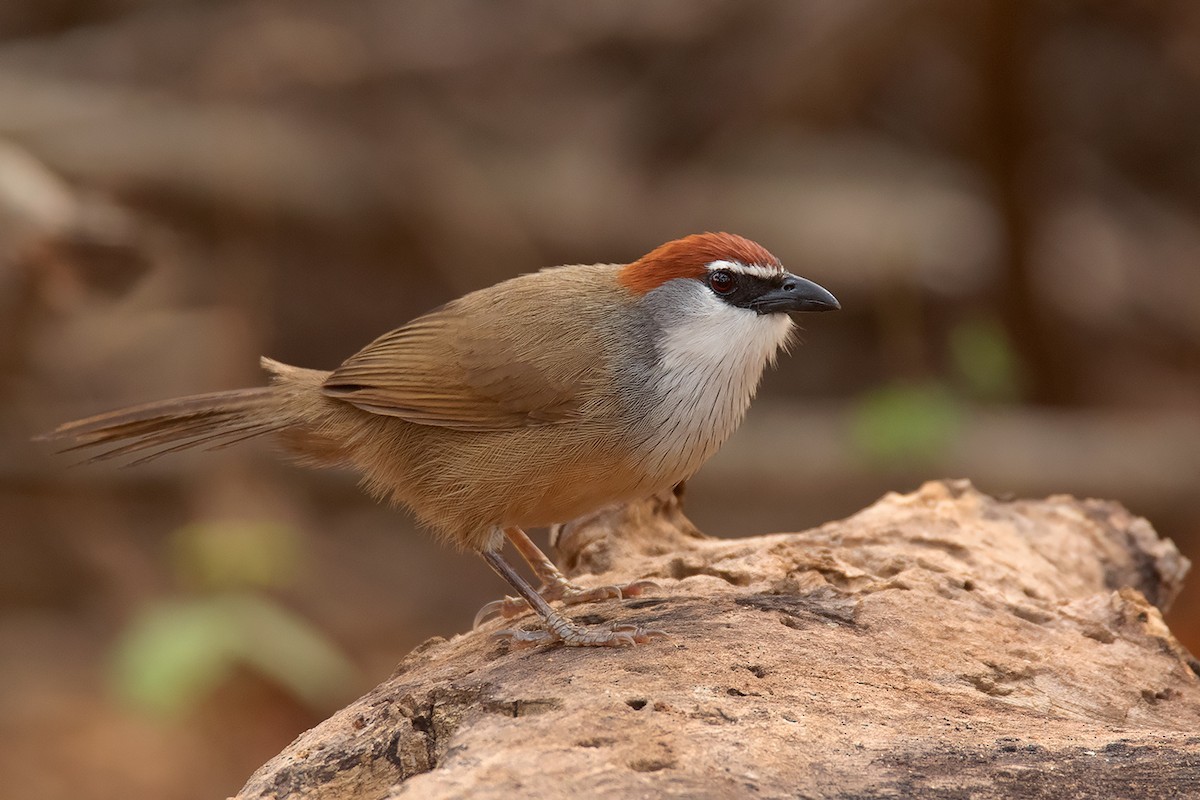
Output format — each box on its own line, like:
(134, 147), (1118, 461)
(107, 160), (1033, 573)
(709, 270), (735, 295)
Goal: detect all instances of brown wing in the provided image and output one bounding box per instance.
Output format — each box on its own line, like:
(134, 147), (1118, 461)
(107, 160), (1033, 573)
(321, 304), (587, 431)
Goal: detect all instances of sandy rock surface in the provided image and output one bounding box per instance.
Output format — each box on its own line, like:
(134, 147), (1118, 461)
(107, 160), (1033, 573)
(234, 480), (1199, 800)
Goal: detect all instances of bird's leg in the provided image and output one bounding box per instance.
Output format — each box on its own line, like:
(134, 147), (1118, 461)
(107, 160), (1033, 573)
(473, 526), (656, 627)
(508, 526), (657, 601)
(481, 549), (664, 647)
(506, 525), (578, 594)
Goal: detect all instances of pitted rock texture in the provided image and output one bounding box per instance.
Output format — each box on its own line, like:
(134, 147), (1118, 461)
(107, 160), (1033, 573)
(233, 480), (1199, 800)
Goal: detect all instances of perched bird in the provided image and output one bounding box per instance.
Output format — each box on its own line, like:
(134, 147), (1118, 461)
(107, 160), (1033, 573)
(40, 232), (839, 646)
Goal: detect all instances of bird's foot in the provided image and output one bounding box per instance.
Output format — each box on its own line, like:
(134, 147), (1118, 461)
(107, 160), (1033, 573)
(473, 579), (658, 628)
(495, 622), (668, 648)
(478, 548), (665, 647)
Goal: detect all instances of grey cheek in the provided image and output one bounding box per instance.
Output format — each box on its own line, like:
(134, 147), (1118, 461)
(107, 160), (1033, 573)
(642, 279), (722, 331)
(600, 303), (663, 406)
(603, 281), (697, 406)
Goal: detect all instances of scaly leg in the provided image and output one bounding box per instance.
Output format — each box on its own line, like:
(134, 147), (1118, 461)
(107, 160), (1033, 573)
(473, 526), (656, 628)
(481, 549), (664, 647)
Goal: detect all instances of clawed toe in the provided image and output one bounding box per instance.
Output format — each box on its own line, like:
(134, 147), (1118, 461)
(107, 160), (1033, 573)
(557, 584), (622, 607)
(615, 579), (659, 598)
(558, 579), (660, 607)
(610, 623), (669, 644)
(493, 621), (668, 648)
(491, 627), (556, 648)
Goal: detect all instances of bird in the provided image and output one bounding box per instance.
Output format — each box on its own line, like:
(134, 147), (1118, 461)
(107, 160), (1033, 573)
(39, 232), (839, 647)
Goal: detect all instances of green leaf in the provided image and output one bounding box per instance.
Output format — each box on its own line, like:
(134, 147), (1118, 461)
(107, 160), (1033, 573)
(219, 594), (358, 711)
(110, 594), (357, 718)
(109, 600), (239, 717)
(851, 381), (964, 466)
(949, 317), (1022, 402)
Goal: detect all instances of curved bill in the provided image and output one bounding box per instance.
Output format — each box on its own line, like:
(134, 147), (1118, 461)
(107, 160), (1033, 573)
(749, 273), (840, 315)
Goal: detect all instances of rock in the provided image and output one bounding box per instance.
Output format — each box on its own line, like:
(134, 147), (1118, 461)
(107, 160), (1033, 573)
(233, 480), (1199, 800)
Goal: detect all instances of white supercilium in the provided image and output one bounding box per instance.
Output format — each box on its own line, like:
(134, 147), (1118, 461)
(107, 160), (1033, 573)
(706, 259), (783, 280)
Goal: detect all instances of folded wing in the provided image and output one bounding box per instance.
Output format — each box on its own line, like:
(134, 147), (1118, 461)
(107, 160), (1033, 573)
(321, 306), (588, 431)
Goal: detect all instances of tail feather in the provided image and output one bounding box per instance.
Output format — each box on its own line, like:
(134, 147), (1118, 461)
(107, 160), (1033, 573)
(38, 387), (279, 465)
(77, 417), (285, 465)
(122, 419), (290, 466)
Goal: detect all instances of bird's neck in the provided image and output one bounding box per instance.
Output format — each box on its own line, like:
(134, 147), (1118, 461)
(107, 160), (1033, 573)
(637, 300), (793, 480)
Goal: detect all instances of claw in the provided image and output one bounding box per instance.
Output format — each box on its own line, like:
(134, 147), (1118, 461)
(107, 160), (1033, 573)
(473, 596), (524, 629)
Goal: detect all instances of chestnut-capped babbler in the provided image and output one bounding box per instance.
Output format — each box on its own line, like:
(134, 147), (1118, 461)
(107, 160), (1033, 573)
(40, 233), (839, 646)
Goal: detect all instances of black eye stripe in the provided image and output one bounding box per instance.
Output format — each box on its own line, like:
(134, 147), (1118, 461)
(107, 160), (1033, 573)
(704, 270), (785, 308)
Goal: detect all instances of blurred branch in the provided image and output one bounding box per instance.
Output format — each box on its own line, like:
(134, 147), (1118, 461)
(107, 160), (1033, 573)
(0, 71), (377, 219)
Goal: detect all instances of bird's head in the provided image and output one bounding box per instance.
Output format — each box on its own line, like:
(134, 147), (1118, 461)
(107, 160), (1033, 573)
(614, 232), (839, 387)
(618, 232), (840, 318)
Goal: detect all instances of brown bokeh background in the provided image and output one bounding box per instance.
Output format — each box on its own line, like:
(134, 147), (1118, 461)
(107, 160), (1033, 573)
(3, 2), (1199, 798)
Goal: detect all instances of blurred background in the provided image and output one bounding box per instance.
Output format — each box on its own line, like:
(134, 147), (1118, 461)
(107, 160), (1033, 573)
(2, 1), (1199, 797)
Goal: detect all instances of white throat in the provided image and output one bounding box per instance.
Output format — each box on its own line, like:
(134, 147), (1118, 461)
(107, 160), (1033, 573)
(638, 283), (793, 483)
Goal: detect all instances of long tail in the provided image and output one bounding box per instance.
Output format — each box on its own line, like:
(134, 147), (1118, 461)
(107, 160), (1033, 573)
(36, 357), (321, 466)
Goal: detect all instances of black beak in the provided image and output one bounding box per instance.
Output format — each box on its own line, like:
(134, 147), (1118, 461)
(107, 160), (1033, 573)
(750, 273), (840, 315)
